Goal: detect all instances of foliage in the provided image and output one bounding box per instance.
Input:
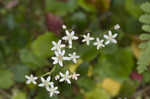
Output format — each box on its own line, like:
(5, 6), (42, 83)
(138, 2), (150, 73)
(0, 0), (150, 99)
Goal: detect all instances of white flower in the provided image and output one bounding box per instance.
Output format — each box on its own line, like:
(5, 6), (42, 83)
(51, 40), (65, 51)
(68, 52), (80, 63)
(93, 38), (105, 50)
(52, 50), (70, 67)
(104, 31), (118, 45)
(55, 75), (60, 81)
(25, 74), (38, 85)
(114, 24), (120, 30)
(82, 33), (94, 45)
(59, 70), (72, 84)
(47, 85), (60, 97)
(71, 72), (80, 80)
(38, 76), (54, 90)
(62, 24), (67, 29)
(62, 30), (78, 48)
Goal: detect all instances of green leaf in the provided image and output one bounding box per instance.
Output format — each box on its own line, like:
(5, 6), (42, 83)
(143, 72), (150, 83)
(0, 69), (14, 89)
(78, 0), (97, 12)
(125, 0), (142, 18)
(139, 42), (148, 49)
(139, 34), (150, 40)
(137, 42), (150, 73)
(119, 80), (137, 98)
(95, 48), (134, 81)
(79, 45), (98, 61)
(69, 12), (88, 31)
(11, 64), (29, 82)
(31, 32), (58, 59)
(12, 90), (26, 99)
(141, 2), (150, 13)
(139, 14), (150, 24)
(84, 87), (110, 99)
(77, 76), (95, 91)
(20, 49), (48, 69)
(46, 0), (77, 16)
(142, 25), (150, 32)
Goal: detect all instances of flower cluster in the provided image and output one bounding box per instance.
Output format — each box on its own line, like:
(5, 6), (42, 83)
(25, 24), (120, 97)
(25, 71), (80, 97)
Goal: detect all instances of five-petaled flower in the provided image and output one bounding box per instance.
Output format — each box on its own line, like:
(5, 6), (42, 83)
(52, 50), (70, 67)
(59, 70), (72, 84)
(93, 38), (105, 50)
(47, 85), (60, 97)
(71, 72), (80, 80)
(51, 40), (65, 51)
(104, 31), (118, 45)
(25, 74), (38, 85)
(62, 30), (78, 48)
(38, 76), (54, 90)
(82, 33), (94, 46)
(69, 52), (80, 63)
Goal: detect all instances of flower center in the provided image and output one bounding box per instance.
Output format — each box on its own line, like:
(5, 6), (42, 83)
(108, 36), (113, 40)
(58, 55), (63, 60)
(68, 35), (72, 40)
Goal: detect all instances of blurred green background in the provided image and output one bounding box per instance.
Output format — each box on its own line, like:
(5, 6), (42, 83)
(0, 0), (150, 99)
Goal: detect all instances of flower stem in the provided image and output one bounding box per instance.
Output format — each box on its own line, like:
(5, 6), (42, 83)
(41, 65), (56, 77)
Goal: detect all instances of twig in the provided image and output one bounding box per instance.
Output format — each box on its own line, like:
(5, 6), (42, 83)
(40, 65), (56, 77)
(0, 89), (11, 99)
(133, 86), (150, 98)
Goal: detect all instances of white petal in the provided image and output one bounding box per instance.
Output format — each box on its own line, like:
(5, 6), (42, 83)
(59, 72), (64, 77)
(71, 31), (75, 35)
(59, 78), (65, 82)
(52, 57), (56, 60)
(50, 92), (53, 97)
(58, 40), (61, 44)
(61, 44), (65, 48)
(104, 35), (109, 39)
(38, 83), (44, 87)
(47, 76), (51, 81)
(41, 77), (45, 82)
(73, 36), (78, 40)
(62, 36), (67, 40)
(105, 41), (110, 45)
(90, 37), (94, 40)
(67, 79), (71, 84)
(59, 61), (63, 67)
(26, 80), (31, 84)
(55, 91), (60, 94)
(25, 75), (30, 79)
(108, 31), (112, 36)
(65, 30), (70, 35)
(52, 41), (56, 45)
(34, 77), (38, 80)
(63, 57), (71, 60)
(62, 50), (65, 56)
(93, 42), (97, 46)
(112, 33), (118, 38)
(112, 39), (117, 44)
(69, 44), (72, 48)
(73, 59), (77, 63)
(66, 70), (69, 75)
(33, 81), (37, 84)
(82, 39), (86, 42)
